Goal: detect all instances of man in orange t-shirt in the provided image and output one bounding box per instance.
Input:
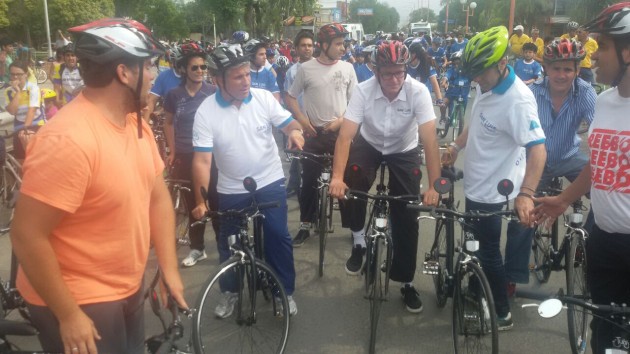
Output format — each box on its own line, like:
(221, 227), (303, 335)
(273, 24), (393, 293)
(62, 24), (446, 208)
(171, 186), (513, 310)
(10, 19), (187, 354)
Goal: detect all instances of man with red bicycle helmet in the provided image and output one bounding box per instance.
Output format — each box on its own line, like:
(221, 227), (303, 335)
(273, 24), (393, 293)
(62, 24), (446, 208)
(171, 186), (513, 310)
(506, 37), (595, 303)
(330, 41), (441, 313)
(11, 18), (187, 353)
(284, 23), (357, 247)
(536, 4), (630, 353)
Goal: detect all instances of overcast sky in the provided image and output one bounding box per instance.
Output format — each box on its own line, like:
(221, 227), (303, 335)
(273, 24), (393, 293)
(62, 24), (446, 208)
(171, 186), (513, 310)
(318, 0), (444, 26)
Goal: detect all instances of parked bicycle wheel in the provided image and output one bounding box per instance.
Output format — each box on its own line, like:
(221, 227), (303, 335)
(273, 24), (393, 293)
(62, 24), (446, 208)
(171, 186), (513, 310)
(566, 234), (589, 354)
(0, 163), (21, 230)
(318, 185), (329, 277)
(192, 259), (290, 354)
(431, 218), (451, 308)
(531, 227), (552, 283)
(452, 262), (499, 354)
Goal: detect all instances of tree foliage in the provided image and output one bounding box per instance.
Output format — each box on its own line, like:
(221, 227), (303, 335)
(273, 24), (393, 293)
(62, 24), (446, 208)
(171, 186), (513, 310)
(349, 0), (400, 34)
(409, 8), (436, 24)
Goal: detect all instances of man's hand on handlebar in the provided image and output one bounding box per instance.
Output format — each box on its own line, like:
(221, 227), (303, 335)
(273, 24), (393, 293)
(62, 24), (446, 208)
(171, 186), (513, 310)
(329, 178), (348, 200)
(191, 202), (208, 220)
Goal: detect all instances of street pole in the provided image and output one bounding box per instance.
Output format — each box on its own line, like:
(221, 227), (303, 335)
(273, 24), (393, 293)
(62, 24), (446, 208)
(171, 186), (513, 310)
(445, 2), (449, 32)
(213, 14), (217, 45)
(43, 0), (52, 58)
(508, 0), (515, 36)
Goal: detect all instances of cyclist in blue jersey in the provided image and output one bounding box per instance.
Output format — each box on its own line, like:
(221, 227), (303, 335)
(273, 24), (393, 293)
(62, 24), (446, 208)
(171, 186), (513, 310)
(244, 39), (280, 101)
(354, 45), (376, 83)
(407, 40), (443, 104)
(439, 50), (471, 128)
(513, 42), (543, 85)
(428, 38), (446, 73)
(144, 45), (183, 120)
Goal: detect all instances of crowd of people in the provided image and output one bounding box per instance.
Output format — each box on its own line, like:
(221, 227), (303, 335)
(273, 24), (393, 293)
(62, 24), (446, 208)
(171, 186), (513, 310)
(1, 2), (629, 353)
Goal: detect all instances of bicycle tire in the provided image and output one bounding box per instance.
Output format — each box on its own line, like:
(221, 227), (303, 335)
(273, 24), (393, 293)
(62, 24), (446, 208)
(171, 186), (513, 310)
(451, 104), (461, 142)
(192, 258), (290, 354)
(452, 261), (499, 354)
(437, 116), (450, 139)
(366, 235), (387, 354)
(531, 228), (552, 283)
(318, 185), (329, 277)
(0, 164), (21, 229)
(432, 218), (450, 308)
(172, 186), (189, 248)
(566, 233), (589, 354)
(458, 103), (465, 138)
(36, 68), (48, 84)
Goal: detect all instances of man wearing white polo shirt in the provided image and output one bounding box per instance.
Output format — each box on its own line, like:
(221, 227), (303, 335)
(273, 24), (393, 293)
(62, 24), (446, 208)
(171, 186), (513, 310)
(329, 41), (441, 313)
(191, 44), (304, 317)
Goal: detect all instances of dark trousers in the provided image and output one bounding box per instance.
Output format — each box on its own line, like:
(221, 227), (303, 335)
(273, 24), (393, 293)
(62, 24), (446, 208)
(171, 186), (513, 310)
(298, 132), (338, 223)
(172, 153), (220, 251)
(217, 179), (296, 295)
(587, 224), (630, 354)
(340, 135), (422, 283)
(465, 198), (521, 318)
(27, 286), (145, 354)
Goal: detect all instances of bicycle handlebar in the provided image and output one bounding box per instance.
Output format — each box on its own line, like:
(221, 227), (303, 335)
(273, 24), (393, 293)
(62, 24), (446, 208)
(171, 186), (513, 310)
(518, 288), (630, 316)
(345, 189), (422, 203)
(406, 203), (516, 219)
(192, 200), (281, 227)
(285, 149), (334, 161)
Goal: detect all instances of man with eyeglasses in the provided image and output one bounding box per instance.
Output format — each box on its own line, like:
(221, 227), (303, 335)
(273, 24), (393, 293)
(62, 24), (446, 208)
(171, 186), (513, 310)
(329, 41), (441, 313)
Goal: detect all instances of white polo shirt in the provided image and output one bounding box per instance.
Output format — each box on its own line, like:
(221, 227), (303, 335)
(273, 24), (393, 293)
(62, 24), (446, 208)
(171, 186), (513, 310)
(464, 66), (546, 203)
(345, 75), (435, 154)
(193, 88), (293, 194)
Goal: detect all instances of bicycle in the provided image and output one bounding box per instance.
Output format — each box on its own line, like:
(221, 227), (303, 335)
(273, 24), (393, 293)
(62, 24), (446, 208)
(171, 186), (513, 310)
(408, 176), (516, 354)
(520, 288), (630, 354)
(285, 149), (334, 277)
(191, 177), (290, 354)
(164, 171), (191, 248)
(150, 112), (169, 163)
(33, 61), (47, 85)
(345, 162), (422, 354)
(0, 130), (23, 234)
(145, 268), (193, 354)
(437, 81), (467, 141)
(529, 177), (590, 354)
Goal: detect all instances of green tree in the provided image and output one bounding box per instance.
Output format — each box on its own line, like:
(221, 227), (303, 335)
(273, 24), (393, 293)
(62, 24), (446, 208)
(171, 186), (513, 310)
(0, 0), (9, 29)
(142, 0), (188, 40)
(409, 8), (436, 24)
(568, 0), (615, 25)
(349, 0), (400, 34)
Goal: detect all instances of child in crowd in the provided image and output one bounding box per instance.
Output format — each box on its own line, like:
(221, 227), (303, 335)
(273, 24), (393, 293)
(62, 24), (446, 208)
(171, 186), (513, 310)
(514, 42), (543, 85)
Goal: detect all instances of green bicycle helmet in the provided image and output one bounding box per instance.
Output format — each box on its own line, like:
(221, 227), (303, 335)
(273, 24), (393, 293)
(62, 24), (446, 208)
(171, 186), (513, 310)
(462, 26), (509, 78)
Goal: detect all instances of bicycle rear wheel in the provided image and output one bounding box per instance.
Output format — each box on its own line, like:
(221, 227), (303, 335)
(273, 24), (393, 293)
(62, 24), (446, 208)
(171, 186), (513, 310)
(0, 164), (21, 230)
(318, 185), (329, 277)
(192, 258), (290, 354)
(366, 235), (387, 354)
(451, 104), (462, 142)
(566, 233), (589, 354)
(531, 227), (552, 283)
(452, 261), (498, 354)
(431, 218), (452, 308)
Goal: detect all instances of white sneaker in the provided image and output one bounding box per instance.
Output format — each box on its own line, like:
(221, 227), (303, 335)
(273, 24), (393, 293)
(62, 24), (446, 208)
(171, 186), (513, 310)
(214, 292), (238, 318)
(275, 295), (298, 316)
(181, 249), (207, 267)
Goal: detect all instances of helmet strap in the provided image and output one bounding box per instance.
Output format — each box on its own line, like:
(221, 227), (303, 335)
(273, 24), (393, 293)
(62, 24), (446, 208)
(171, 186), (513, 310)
(135, 61), (143, 139)
(613, 41), (630, 87)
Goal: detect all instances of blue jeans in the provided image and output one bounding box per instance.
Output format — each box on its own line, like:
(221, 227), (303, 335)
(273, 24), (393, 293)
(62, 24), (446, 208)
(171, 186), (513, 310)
(216, 179), (296, 295)
(505, 152), (593, 284)
(466, 198), (516, 318)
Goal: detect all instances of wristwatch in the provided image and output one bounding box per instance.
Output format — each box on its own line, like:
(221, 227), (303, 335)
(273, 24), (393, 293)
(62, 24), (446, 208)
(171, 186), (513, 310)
(448, 142), (462, 153)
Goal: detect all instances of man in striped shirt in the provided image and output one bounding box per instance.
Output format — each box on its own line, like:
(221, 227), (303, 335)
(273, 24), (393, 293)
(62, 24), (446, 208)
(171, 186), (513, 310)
(504, 38), (596, 295)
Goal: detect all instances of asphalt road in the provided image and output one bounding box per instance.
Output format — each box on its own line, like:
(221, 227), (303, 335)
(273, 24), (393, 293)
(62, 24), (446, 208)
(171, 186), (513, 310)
(0, 88), (591, 353)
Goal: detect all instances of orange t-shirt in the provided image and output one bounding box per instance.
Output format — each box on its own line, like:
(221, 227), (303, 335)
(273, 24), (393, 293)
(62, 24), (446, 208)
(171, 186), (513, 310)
(17, 93), (164, 306)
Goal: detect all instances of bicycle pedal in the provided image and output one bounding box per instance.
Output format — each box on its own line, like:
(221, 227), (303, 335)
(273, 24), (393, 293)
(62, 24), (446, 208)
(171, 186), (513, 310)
(423, 260), (439, 275)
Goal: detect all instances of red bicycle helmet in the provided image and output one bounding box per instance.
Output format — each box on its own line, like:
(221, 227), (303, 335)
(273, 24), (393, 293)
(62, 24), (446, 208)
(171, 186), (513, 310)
(180, 42), (205, 57)
(372, 40), (410, 67)
(584, 2), (630, 37)
(317, 23), (349, 44)
(543, 38), (585, 63)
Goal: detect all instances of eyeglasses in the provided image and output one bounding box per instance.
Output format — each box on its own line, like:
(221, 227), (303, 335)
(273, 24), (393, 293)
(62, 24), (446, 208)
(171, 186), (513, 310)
(379, 71), (405, 80)
(191, 65), (208, 71)
(9, 72), (24, 77)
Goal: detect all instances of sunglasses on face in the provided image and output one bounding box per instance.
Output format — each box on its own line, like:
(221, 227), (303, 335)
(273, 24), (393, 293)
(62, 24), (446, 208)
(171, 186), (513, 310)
(190, 65), (208, 71)
(379, 71), (405, 80)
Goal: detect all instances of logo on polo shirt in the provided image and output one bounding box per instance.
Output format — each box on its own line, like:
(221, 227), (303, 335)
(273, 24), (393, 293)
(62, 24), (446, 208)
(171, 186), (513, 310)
(589, 128), (630, 193)
(479, 113), (497, 133)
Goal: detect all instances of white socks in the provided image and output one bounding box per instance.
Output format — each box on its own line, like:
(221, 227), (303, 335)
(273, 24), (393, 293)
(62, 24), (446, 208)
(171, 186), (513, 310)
(352, 228), (366, 248)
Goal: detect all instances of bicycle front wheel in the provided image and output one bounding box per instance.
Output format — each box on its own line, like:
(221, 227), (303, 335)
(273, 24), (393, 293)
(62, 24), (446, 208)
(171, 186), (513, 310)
(437, 117), (450, 139)
(36, 68), (48, 84)
(318, 185), (329, 277)
(452, 261), (499, 354)
(451, 104), (462, 141)
(192, 259), (290, 354)
(432, 218), (452, 308)
(531, 227), (552, 283)
(566, 233), (589, 354)
(172, 188), (190, 248)
(366, 235), (388, 354)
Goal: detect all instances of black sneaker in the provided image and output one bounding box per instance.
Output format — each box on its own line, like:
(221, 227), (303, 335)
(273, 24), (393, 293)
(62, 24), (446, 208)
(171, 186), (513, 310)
(497, 312), (513, 331)
(292, 229), (310, 247)
(345, 245), (366, 275)
(401, 284), (423, 313)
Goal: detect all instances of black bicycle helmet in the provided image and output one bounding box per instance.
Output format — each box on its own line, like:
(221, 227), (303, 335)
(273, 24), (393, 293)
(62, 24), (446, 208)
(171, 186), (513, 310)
(209, 44), (251, 72)
(243, 39), (266, 55)
(62, 43), (75, 54)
